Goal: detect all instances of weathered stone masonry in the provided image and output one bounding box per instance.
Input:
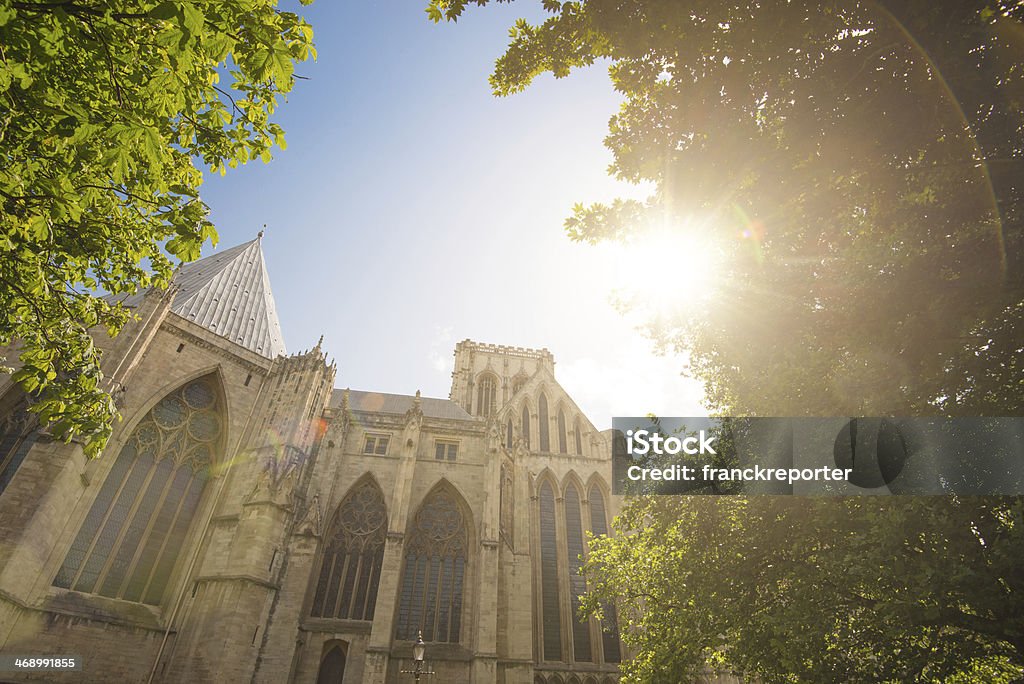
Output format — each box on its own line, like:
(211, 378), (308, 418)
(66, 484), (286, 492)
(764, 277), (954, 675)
(0, 237), (623, 684)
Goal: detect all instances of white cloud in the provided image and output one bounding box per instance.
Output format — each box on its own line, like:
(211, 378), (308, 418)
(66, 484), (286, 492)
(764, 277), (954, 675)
(429, 326), (456, 374)
(559, 332), (707, 430)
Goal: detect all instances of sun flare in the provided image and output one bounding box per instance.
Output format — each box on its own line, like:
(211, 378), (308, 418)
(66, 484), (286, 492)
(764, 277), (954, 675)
(600, 221), (725, 317)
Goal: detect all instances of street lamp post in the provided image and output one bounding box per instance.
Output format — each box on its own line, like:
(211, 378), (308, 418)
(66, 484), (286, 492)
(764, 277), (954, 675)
(400, 631), (435, 682)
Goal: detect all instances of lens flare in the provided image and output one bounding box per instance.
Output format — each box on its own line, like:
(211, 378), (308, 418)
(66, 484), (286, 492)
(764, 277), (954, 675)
(601, 218), (726, 317)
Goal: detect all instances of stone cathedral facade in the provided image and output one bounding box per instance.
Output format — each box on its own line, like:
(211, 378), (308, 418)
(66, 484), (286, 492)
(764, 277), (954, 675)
(0, 236), (623, 684)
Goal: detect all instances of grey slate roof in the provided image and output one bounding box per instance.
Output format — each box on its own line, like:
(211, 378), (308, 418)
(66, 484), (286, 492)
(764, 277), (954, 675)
(330, 389), (474, 421)
(106, 238), (286, 358)
(168, 237), (287, 358)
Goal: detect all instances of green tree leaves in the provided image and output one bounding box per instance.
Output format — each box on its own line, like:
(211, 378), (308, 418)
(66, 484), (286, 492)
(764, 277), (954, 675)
(430, 0), (1024, 418)
(0, 0), (315, 456)
(584, 495), (1024, 683)
(429, 2), (1024, 680)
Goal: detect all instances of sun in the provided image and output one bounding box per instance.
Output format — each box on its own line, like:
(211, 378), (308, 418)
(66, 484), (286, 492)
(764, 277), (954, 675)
(601, 219), (725, 317)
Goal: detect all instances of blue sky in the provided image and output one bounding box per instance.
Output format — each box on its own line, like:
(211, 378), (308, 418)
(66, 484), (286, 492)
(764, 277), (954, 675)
(199, 1), (706, 427)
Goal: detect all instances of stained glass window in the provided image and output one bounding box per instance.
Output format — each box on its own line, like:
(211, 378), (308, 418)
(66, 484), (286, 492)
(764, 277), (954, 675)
(538, 394), (550, 452)
(564, 483), (592, 662)
(311, 480), (387, 620)
(588, 484), (621, 663)
(396, 488), (468, 643)
(539, 479), (562, 660)
(53, 376), (221, 605)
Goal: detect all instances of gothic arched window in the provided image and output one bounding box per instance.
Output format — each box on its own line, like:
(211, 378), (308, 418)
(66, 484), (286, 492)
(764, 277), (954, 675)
(538, 393), (550, 452)
(0, 395), (37, 494)
(521, 405), (531, 451)
(53, 375), (222, 605)
(396, 487), (468, 643)
(311, 480), (387, 620)
(564, 482), (592, 662)
(539, 479), (562, 661)
(588, 484), (621, 663)
(557, 409), (568, 454)
(477, 374), (497, 417)
(506, 419), (514, 450)
(574, 420), (583, 456)
(316, 640), (347, 684)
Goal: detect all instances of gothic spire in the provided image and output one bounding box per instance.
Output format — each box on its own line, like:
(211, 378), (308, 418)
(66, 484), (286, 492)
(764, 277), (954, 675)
(169, 237), (286, 358)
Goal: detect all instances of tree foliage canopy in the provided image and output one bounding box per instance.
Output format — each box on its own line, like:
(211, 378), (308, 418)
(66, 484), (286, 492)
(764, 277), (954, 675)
(0, 0), (314, 455)
(430, 0), (1024, 417)
(584, 495), (1024, 683)
(428, 1), (1024, 681)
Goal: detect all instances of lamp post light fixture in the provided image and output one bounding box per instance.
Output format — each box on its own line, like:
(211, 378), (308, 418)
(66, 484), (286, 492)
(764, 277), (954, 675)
(413, 632), (425, 665)
(400, 631), (434, 682)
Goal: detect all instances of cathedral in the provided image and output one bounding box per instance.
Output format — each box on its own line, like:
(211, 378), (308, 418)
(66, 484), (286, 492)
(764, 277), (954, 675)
(0, 236), (623, 683)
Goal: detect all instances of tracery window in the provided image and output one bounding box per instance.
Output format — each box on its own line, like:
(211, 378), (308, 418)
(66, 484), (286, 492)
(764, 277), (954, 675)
(588, 484), (621, 663)
(538, 393), (550, 452)
(396, 487), (468, 643)
(557, 409), (568, 454)
(521, 405), (531, 450)
(537, 477), (621, 665)
(0, 396), (37, 494)
(53, 376), (221, 605)
(539, 479), (562, 660)
(565, 482), (592, 662)
(477, 374), (497, 417)
(311, 480), (387, 620)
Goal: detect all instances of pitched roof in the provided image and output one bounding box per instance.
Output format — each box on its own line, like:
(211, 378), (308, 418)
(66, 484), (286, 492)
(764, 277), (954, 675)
(168, 236), (287, 358)
(330, 389), (474, 421)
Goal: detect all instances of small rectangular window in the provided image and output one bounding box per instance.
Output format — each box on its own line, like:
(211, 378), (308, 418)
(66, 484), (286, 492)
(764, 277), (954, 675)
(435, 441), (458, 461)
(363, 434), (390, 455)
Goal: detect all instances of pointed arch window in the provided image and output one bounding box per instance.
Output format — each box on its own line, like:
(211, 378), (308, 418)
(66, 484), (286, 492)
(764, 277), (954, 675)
(396, 488), (468, 643)
(539, 479), (562, 661)
(564, 483), (592, 662)
(574, 420), (583, 455)
(311, 480), (387, 620)
(557, 409), (568, 454)
(53, 376), (221, 605)
(506, 419), (514, 450)
(588, 484), (621, 663)
(316, 640), (347, 684)
(0, 395), (38, 494)
(521, 405), (531, 451)
(477, 374), (497, 417)
(538, 393), (550, 452)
